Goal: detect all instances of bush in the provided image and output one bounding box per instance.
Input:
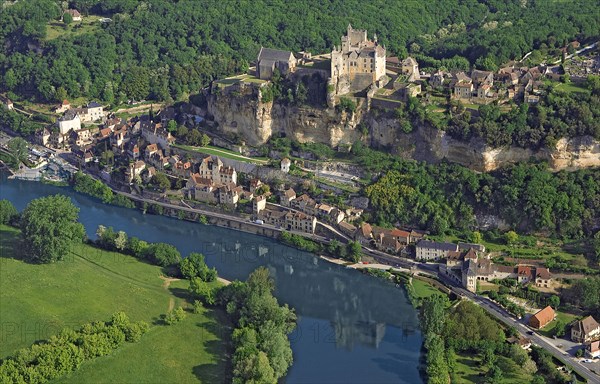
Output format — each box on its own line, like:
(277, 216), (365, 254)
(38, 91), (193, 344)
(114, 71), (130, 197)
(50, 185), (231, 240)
(145, 243), (182, 267)
(337, 97), (356, 113)
(0, 313), (147, 383)
(0, 199), (18, 225)
(165, 307), (186, 325)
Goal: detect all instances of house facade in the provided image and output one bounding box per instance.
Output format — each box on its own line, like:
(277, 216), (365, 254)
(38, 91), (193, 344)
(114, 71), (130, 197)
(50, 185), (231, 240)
(256, 48), (297, 80)
(571, 316), (600, 343)
(416, 240), (459, 261)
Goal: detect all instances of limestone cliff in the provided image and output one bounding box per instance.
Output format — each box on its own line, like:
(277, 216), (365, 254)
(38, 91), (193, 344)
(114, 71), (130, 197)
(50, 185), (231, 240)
(206, 84), (363, 147)
(206, 86), (600, 172)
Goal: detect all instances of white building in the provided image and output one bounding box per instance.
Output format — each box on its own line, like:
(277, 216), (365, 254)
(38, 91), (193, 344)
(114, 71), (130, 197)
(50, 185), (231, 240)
(281, 158), (291, 173)
(58, 111), (81, 135)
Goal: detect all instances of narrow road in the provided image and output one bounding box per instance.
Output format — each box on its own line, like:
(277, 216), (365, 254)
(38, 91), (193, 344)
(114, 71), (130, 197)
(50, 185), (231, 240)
(439, 274), (600, 383)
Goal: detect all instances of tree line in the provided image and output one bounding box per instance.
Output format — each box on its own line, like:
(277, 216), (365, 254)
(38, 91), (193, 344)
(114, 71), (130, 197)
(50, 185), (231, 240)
(359, 143), (600, 243)
(2, 0), (597, 105)
(0, 312), (149, 384)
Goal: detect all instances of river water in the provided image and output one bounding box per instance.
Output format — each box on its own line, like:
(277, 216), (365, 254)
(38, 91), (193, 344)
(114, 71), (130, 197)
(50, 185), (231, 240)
(0, 177), (424, 384)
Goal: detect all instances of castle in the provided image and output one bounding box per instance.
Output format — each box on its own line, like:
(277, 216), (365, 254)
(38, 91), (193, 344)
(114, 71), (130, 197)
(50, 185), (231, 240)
(331, 24), (386, 94)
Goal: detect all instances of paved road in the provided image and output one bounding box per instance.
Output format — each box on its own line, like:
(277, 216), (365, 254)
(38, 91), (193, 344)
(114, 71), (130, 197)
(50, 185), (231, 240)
(77, 166), (600, 382)
(437, 274), (600, 384)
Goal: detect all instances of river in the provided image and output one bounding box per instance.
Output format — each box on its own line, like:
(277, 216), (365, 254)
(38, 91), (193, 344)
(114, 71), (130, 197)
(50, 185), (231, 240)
(0, 177), (424, 384)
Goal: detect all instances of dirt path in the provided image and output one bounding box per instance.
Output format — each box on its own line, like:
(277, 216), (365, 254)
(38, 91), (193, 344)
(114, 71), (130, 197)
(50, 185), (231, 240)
(159, 275), (180, 312)
(159, 275), (180, 289)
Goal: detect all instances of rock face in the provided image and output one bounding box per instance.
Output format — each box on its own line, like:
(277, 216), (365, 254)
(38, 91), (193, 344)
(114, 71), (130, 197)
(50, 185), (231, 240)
(206, 84), (363, 147)
(207, 87), (600, 172)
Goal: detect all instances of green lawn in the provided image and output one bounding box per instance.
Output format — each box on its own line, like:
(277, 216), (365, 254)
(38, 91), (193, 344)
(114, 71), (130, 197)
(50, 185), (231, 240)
(411, 278), (444, 300)
(553, 83), (591, 95)
(45, 15), (103, 41)
(0, 225), (228, 383)
(174, 144), (269, 164)
(56, 308), (231, 384)
(453, 354), (534, 383)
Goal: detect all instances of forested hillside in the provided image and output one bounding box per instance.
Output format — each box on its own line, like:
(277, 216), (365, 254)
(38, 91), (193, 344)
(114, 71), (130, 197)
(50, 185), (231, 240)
(1, 0), (598, 104)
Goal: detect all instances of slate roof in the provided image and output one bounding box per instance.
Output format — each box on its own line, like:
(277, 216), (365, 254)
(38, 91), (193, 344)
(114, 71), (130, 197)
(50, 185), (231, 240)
(257, 47), (294, 62)
(416, 240), (458, 252)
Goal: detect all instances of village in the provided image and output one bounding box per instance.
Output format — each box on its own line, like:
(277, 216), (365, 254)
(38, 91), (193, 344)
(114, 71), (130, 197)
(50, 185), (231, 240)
(1, 22), (599, 379)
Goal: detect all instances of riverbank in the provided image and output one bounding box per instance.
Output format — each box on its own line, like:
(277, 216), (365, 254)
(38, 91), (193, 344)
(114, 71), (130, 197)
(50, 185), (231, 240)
(0, 224), (230, 383)
(1, 177), (426, 384)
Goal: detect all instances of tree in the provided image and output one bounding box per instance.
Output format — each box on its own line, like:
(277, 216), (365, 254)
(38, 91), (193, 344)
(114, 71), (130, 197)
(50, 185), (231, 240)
(20, 195), (85, 263)
(0, 199), (18, 225)
(345, 241), (362, 263)
(200, 133), (211, 147)
(114, 231), (128, 251)
(122, 67), (150, 101)
(126, 236), (148, 258)
(145, 243), (181, 267)
(7, 137), (28, 164)
(504, 230), (519, 246)
(548, 295), (560, 309)
(55, 87), (68, 103)
(150, 172), (170, 191)
(167, 119), (177, 133)
(180, 252), (217, 281)
(63, 12), (73, 25)
(470, 231), (483, 244)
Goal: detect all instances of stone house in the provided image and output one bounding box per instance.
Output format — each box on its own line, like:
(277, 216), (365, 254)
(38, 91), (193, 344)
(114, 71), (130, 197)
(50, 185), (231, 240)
(416, 240), (459, 261)
(280, 158), (291, 173)
(54, 99), (71, 113)
(174, 161), (193, 178)
(218, 183), (243, 206)
(290, 194), (317, 216)
(329, 208), (345, 224)
(535, 267), (552, 288)
(339, 221), (357, 237)
(186, 174), (218, 204)
(63, 9), (82, 21)
(142, 122), (175, 149)
(280, 188), (296, 207)
(355, 223), (373, 245)
(529, 306), (556, 329)
(249, 178), (263, 193)
(253, 195), (267, 214)
(401, 57), (420, 82)
(198, 156), (237, 185)
(256, 48), (297, 80)
(285, 211), (317, 234)
(587, 341), (600, 358)
(571, 316), (600, 343)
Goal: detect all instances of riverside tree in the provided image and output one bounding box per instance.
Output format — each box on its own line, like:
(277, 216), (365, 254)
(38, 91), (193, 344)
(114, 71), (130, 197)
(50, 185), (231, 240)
(20, 195), (85, 263)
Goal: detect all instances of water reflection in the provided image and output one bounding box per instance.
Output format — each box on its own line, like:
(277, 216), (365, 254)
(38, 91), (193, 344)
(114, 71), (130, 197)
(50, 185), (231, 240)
(0, 177), (423, 384)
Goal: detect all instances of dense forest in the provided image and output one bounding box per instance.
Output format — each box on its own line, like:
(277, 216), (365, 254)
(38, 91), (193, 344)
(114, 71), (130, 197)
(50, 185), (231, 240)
(1, 0), (598, 104)
(358, 143), (600, 242)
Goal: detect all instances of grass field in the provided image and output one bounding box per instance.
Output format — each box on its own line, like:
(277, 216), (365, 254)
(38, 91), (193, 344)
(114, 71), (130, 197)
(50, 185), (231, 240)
(45, 15), (103, 41)
(553, 83), (591, 95)
(411, 278), (444, 300)
(0, 225), (229, 383)
(174, 144), (269, 164)
(453, 354), (534, 383)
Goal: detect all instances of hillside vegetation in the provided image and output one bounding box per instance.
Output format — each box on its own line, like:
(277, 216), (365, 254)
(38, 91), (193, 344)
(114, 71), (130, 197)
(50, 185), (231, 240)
(1, 0), (598, 104)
